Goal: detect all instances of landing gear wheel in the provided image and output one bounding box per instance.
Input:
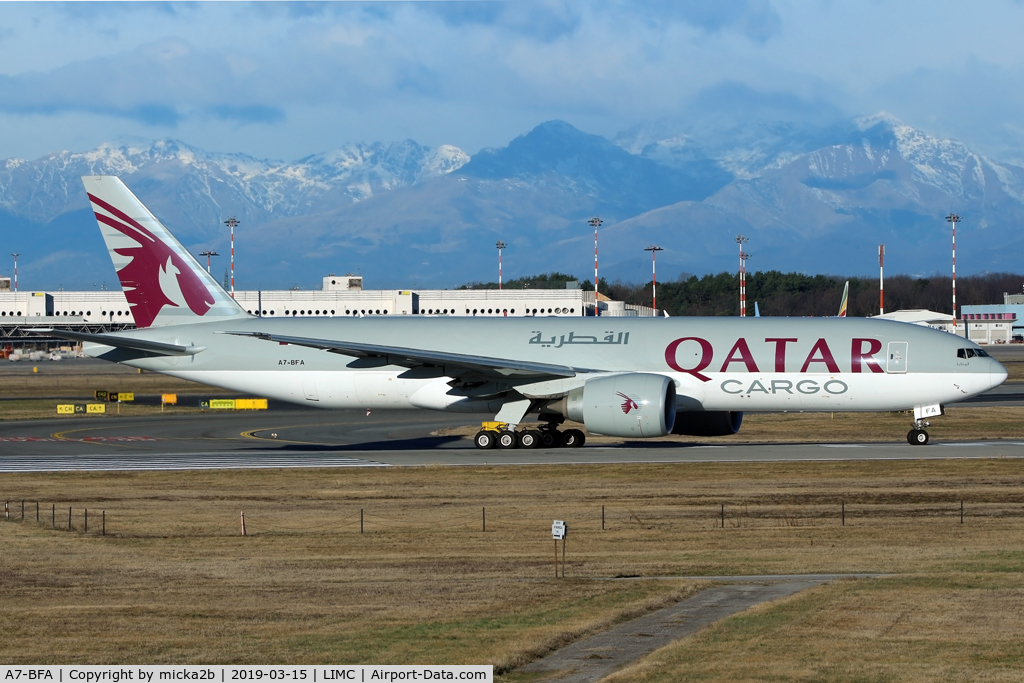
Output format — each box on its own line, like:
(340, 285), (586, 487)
(497, 430), (518, 449)
(539, 430), (561, 448)
(907, 429), (929, 446)
(519, 430), (541, 449)
(474, 430), (497, 449)
(562, 429), (586, 448)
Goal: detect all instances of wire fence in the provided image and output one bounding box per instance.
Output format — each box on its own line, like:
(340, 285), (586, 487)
(5, 496), (1024, 538)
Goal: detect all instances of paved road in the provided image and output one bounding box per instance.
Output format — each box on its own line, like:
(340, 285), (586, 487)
(3, 409), (1024, 472)
(520, 575), (875, 683)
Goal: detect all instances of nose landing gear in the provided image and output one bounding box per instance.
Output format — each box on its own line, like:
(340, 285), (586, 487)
(907, 419), (930, 445)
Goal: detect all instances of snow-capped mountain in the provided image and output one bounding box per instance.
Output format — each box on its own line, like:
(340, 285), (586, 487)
(0, 137), (469, 233)
(4, 115), (1024, 290)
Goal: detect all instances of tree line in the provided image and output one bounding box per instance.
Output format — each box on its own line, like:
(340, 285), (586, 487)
(463, 271), (1024, 317)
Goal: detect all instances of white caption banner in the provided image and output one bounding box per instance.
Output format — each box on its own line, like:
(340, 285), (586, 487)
(0, 667), (492, 683)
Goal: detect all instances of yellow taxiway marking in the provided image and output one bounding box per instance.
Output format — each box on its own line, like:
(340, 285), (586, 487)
(240, 422), (352, 446)
(50, 426), (135, 448)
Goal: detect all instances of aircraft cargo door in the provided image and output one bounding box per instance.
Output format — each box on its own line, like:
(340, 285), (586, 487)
(887, 341), (908, 374)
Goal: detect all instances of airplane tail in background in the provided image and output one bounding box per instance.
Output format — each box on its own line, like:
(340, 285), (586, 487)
(82, 176), (249, 328)
(838, 281), (849, 317)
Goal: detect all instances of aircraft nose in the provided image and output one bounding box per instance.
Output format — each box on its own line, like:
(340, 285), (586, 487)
(990, 358), (1009, 389)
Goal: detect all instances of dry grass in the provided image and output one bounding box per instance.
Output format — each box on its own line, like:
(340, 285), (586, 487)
(0, 399), (207, 420)
(0, 363), (228, 398)
(3, 460), (1024, 676)
(1003, 361), (1024, 382)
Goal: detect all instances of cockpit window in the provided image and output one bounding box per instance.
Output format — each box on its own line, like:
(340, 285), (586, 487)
(957, 348), (989, 359)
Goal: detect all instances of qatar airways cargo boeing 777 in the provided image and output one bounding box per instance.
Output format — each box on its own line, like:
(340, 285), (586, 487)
(41, 176), (1007, 448)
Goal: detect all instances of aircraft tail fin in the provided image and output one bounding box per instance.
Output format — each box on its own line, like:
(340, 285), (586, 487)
(82, 176), (249, 328)
(838, 281), (849, 317)
(754, 302), (761, 317)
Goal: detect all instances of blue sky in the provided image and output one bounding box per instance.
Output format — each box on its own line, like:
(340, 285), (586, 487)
(3, 1), (1024, 162)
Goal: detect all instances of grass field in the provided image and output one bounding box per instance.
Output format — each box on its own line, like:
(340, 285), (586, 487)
(3, 460), (1024, 679)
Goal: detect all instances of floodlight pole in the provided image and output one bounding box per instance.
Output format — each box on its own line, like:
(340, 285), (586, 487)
(225, 217), (240, 297)
(496, 241), (506, 290)
(11, 253), (18, 293)
(735, 236), (749, 317)
(879, 245), (885, 315)
(588, 217), (603, 315)
(644, 245), (663, 311)
(947, 214), (960, 328)
(200, 250), (219, 274)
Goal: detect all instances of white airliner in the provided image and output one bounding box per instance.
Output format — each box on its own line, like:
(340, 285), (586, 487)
(42, 176), (1007, 448)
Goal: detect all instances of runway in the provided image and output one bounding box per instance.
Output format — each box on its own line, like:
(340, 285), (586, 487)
(3, 408), (1024, 472)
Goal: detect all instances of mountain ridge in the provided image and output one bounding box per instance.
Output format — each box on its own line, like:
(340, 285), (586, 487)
(3, 115), (1024, 289)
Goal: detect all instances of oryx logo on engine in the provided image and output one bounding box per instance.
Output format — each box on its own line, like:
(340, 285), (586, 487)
(617, 391), (640, 414)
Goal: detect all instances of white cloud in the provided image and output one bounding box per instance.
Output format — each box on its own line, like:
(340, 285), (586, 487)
(0, 1), (1023, 162)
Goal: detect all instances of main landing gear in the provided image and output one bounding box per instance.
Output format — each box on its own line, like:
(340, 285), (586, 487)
(907, 420), (930, 446)
(474, 421), (586, 450)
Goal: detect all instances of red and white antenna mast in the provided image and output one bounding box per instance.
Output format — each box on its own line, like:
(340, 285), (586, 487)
(588, 217), (603, 315)
(200, 250), (219, 275)
(735, 235), (749, 317)
(879, 244), (885, 315)
(495, 241), (506, 290)
(224, 217), (240, 298)
(947, 214), (960, 328)
(644, 245), (663, 311)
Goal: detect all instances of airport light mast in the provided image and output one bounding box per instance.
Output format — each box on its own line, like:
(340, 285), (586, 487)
(495, 241), (506, 290)
(947, 214), (960, 328)
(735, 235), (749, 317)
(588, 217), (603, 316)
(200, 250), (219, 274)
(644, 245), (663, 311)
(11, 253), (18, 293)
(224, 217), (240, 297)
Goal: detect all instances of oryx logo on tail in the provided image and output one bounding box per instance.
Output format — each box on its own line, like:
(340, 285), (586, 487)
(83, 176), (246, 329)
(88, 192), (214, 327)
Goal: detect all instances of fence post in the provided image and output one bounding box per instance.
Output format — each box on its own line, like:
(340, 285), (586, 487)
(482, 507), (486, 532)
(360, 508), (364, 534)
(4, 501), (7, 520)
(961, 500), (964, 525)
(102, 510), (106, 536)
(240, 511), (246, 536)
(721, 503), (725, 528)
(36, 501), (39, 523)
(602, 505), (605, 531)
(68, 507), (71, 531)
(85, 509), (88, 533)
(842, 501), (845, 526)
(52, 504), (55, 528)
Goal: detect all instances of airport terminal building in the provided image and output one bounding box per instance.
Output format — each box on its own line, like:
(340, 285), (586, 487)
(0, 274), (655, 347)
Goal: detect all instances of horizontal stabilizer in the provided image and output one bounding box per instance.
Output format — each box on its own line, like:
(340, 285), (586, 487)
(224, 331), (595, 379)
(28, 329), (205, 356)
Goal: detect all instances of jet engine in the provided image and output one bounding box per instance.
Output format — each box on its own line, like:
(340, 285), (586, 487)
(564, 373), (677, 438)
(671, 411), (743, 437)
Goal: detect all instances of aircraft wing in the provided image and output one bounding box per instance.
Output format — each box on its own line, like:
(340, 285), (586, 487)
(29, 329), (206, 356)
(224, 331), (598, 380)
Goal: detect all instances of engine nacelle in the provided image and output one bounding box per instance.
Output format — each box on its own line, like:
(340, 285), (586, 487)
(565, 373), (677, 438)
(672, 411), (743, 437)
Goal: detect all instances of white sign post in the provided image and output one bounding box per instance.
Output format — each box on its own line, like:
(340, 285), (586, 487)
(552, 520), (567, 578)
